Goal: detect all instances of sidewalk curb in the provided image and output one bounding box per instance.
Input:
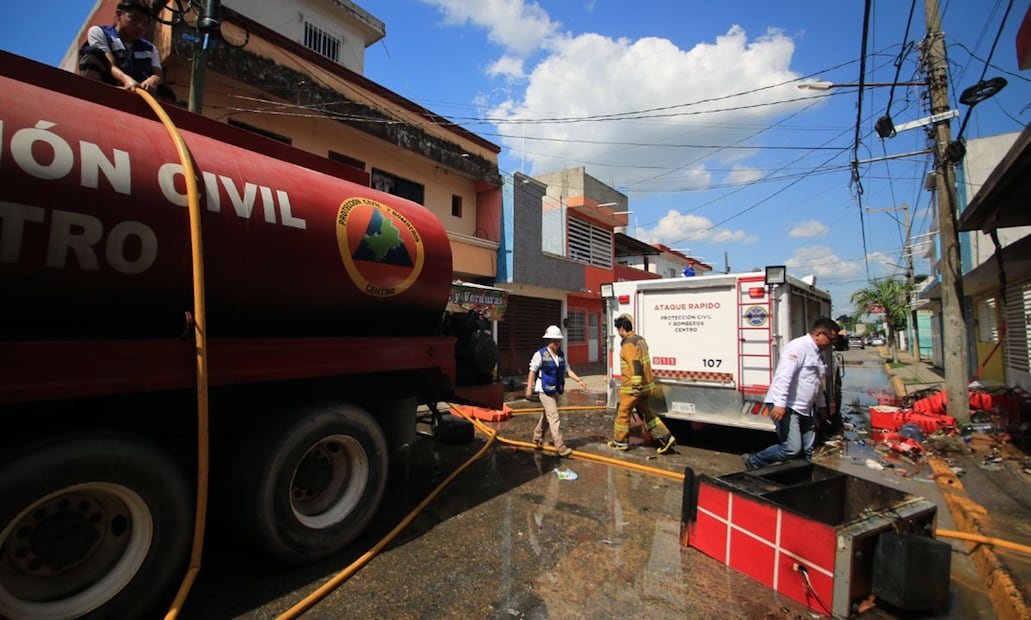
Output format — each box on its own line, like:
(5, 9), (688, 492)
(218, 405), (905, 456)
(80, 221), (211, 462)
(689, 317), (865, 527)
(928, 458), (1031, 620)
(884, 361), (1031, 620)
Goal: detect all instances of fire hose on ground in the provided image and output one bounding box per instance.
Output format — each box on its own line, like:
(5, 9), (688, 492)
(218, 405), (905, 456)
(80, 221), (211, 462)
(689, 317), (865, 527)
(273, 402), (1031, 618)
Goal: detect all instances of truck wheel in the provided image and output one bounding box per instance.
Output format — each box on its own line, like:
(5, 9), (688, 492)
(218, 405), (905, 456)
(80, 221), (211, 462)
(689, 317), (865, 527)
(240, 403), (389, 564)
(0, 434), (191, 620)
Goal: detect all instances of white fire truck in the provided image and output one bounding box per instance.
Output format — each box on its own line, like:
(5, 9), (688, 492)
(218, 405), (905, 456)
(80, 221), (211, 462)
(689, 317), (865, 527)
(601, 271), (840, 431)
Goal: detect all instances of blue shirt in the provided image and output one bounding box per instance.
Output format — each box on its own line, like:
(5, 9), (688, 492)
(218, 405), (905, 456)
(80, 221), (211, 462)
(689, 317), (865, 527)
(763, 333), (828, 415)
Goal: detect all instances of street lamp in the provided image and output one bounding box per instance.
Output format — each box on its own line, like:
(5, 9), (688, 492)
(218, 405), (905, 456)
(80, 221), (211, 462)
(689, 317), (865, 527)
(797, 79), (931, 138)
(797, 80), (928, 91)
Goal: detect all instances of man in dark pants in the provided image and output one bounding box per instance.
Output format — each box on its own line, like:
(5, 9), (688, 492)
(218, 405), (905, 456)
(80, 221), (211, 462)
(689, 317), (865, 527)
(743, 317), (840, 470)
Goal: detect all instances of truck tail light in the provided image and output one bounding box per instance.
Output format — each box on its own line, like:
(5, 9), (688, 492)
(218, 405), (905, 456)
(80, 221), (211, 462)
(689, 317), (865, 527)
(618, 294), (630, 304)
(748, 287), (765, 299)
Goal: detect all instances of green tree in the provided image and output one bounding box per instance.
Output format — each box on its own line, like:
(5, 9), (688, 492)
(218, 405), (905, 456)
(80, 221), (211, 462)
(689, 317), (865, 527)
(850, 278), (912, 363)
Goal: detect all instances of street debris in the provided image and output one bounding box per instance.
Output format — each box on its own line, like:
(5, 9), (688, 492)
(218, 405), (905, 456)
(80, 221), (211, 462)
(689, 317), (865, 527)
(829, 379), (1031, 484)
(553, 468), (578, 480)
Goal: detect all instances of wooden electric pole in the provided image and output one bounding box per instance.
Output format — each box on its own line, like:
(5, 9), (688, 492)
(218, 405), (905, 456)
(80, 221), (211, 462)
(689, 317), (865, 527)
(924, 0), (970, 423)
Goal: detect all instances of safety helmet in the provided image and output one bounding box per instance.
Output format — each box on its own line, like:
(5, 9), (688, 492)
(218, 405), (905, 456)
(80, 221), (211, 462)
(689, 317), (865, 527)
(614, 313), (634, 330)
(542, 325), (564, 339)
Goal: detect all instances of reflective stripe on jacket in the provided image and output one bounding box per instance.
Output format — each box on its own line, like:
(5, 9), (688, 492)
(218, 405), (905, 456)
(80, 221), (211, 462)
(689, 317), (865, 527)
(537, 347), (566, 395)
(99, 25), (159, 81)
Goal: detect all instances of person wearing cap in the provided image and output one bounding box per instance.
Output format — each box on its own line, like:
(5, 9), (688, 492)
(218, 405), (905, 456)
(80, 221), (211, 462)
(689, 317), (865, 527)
(610, 314), (676, 454)
(525, 325), (585, 458)
(78, 0), (177, 101)
(742, 316), (840, 470)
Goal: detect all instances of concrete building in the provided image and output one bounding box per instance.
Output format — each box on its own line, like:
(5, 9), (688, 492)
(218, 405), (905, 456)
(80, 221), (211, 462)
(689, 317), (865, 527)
(956, 125), (1031, 391)
(495, 169), (657, 374)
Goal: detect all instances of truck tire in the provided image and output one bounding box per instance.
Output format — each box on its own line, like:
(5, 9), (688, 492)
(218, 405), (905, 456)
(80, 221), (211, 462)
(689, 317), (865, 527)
(0, 434), (191, 620)
(238, 403), (389, 564)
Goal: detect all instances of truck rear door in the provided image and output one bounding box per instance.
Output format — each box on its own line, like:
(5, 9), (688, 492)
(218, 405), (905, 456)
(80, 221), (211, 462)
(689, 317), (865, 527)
(637, 280), (738, 394)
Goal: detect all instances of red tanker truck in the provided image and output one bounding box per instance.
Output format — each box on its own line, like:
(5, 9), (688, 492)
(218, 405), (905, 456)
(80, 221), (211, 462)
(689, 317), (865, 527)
(0, 50), (498, 619)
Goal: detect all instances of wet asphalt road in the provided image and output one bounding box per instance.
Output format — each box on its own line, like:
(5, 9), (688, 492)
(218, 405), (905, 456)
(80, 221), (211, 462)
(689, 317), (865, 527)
(179, 348), (1007, 619)
(182, 409), (816, 618)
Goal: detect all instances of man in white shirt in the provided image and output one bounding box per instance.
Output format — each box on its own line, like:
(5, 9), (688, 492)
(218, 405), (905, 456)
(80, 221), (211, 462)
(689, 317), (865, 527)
(743, 317), (840, 470)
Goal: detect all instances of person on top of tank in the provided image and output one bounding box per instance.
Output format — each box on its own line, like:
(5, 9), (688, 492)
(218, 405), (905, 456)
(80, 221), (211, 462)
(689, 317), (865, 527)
(78, 0), (178, 102)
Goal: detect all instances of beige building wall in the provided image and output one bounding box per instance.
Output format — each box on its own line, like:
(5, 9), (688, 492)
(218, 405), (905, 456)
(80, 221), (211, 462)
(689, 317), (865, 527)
(220, 0), (384, 74)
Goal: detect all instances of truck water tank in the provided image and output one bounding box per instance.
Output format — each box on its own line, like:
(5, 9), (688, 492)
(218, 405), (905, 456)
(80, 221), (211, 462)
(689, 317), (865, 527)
(0, 70), (453, 339)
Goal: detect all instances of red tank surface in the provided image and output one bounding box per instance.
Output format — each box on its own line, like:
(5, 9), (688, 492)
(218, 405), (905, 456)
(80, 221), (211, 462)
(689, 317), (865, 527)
(0, 55), (453, 339)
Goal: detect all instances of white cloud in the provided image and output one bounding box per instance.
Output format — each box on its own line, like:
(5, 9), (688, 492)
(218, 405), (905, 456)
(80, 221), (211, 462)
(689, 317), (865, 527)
(644, 209), (758, 246)
(785, 245), (862, 279)
(789, 220), (829, 238)
(419, 0), (561, 56)
(726, 165), (763, 186)
(487, 55), (526, 81)
(479, 23), (810, 192)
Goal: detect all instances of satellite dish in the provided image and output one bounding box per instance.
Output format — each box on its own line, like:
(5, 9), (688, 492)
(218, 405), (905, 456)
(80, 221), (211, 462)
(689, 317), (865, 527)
(801, 274), (817, 286)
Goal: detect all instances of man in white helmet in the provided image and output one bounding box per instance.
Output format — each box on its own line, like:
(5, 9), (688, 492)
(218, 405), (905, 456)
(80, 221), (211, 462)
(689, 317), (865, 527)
(525, 325), (586, 457)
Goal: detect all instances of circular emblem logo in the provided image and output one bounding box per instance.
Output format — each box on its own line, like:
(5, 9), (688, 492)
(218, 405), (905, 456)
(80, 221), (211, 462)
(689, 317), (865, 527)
(336, 197), (424, 297)
(744, 305), (768, 327)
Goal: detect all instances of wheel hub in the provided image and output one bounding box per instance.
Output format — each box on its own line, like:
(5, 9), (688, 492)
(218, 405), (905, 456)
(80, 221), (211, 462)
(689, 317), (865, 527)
(8, 494), (106, 576)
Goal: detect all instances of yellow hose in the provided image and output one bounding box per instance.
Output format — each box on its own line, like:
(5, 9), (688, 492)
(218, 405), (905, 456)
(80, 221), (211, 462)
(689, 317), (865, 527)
(510, 405), (609, 415)
(276, 416), (499, 619)
(936, 529), (1031, 556)
(132, 89), (210, 620)
(275, 402), (685, 618)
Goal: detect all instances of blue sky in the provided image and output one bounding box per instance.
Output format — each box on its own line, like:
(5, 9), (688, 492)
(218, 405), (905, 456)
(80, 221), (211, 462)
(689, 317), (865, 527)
(3, 1), (1029, 314)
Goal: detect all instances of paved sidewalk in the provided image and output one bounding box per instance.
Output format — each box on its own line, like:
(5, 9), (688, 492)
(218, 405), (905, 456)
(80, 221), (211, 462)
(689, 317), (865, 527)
(879, 347), (947, 397)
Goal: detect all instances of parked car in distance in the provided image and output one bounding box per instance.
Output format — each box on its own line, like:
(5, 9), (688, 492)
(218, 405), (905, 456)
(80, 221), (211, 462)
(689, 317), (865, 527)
(868, 335), (886, 346)
(848, 335), (865, 350)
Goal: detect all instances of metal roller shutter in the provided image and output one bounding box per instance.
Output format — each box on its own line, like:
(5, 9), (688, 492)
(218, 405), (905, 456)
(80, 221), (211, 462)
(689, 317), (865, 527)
(1003, 279), (1031, 374)
(497, 295), (562, 377)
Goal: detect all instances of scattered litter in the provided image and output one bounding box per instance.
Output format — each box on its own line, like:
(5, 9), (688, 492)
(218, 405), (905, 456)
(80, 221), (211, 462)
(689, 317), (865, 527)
(949, 466), (966, 477)
(865, 459), (885, 471)
(978, 463), (1005, 472)
(554, 468), (578, 480)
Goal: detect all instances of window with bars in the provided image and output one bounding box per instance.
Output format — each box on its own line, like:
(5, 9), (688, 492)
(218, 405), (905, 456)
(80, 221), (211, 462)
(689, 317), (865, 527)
(567, 217), (612, 269)
(304, 21), (341, 62)
(566, 310), (586, 343)
(977, 297), (998, 343)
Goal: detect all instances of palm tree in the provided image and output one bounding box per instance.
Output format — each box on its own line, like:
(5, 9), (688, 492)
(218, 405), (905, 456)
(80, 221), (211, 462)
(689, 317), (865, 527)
(850, 278), (912, 363)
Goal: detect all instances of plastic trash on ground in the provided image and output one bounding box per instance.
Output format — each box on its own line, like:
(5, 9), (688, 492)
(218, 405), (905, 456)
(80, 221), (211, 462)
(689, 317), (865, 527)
(553, 468), (578, 480)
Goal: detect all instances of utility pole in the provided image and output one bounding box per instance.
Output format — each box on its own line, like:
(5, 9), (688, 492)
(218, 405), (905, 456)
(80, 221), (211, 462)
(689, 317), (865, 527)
(867, 204), (920, 356)
(924, 0), (970, 423)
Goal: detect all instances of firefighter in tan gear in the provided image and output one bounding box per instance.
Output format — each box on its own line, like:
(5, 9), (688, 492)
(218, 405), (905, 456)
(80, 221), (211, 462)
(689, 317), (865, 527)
(608, 314), (676, 454)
